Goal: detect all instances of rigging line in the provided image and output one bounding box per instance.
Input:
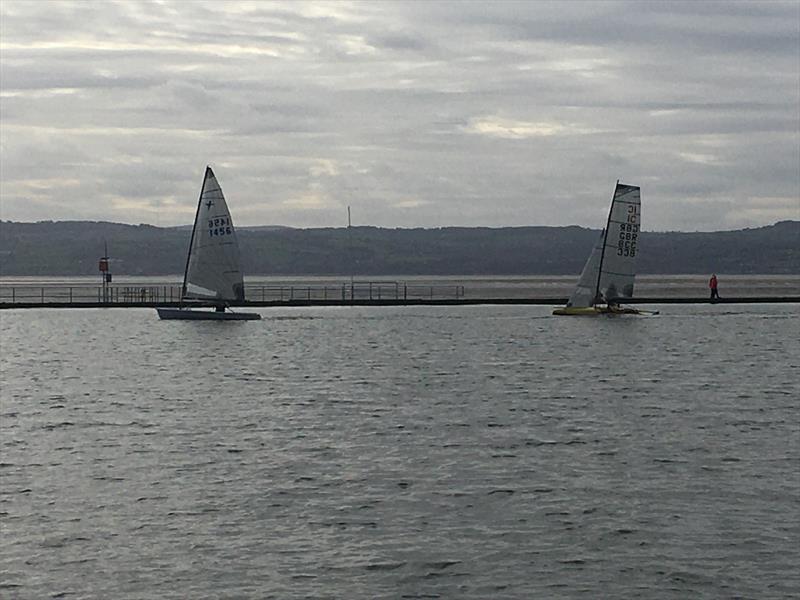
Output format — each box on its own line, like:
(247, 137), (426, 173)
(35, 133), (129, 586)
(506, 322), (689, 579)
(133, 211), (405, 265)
(182, 166), (210, 301)
(594, 181), (618, 302)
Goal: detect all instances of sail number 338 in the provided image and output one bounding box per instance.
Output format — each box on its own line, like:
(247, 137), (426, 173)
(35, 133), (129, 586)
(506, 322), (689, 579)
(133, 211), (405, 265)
(618, 206), (639, 257)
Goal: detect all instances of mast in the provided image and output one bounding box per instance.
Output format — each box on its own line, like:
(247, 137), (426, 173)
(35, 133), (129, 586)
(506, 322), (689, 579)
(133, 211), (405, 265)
(594, 180), (619, 305)
(99, 240), (110, 302)
(181, 166), (211, 299)
(347, 205), (354, 301)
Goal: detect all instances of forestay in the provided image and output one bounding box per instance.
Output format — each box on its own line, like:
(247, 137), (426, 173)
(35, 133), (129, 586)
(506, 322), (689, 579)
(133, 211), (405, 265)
(182, 167), (245, 303)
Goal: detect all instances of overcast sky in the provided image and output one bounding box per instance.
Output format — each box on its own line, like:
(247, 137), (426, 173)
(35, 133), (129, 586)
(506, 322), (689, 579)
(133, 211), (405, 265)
(1, 0), (798, 231)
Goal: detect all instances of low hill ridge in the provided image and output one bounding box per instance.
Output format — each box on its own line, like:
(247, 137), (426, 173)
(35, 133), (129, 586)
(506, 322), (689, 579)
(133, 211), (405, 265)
(0, 220), (797, 276)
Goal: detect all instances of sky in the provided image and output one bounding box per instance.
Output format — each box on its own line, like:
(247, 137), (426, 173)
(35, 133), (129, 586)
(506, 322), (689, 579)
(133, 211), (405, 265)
(1, 0), (798, 231)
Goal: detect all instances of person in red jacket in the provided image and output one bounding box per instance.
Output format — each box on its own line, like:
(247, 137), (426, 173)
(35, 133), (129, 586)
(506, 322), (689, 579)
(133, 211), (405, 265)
(709, 274), (720, 301)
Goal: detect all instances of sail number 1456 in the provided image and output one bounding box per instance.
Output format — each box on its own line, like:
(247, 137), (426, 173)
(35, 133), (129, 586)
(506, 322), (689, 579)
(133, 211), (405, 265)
(208, 217), (232, 237)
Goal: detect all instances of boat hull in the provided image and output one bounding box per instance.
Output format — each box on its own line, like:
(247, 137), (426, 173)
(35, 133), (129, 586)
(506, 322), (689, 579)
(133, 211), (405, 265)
(553, 306), (604, 316)
(552, 305), (646, 316)
(156, 308), (261, 320)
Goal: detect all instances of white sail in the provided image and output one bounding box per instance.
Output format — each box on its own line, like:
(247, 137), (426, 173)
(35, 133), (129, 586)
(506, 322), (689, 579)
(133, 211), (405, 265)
(562, 182), (640, 309)
(597, 183), (640, 302)
(182, 167), (245, 303)
(566, 230), (604, 308)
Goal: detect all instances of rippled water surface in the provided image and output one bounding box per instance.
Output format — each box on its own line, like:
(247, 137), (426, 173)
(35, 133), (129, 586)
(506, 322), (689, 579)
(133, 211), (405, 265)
(1, 304), (799, 599)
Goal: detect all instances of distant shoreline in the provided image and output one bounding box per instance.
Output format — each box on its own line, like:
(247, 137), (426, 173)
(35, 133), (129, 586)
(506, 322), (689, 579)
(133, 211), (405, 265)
(2, 220), (798, 277)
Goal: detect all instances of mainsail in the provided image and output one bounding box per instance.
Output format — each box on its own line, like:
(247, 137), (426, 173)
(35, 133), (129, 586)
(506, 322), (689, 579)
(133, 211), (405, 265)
(567, 182), (640, 308)
(182, 167), (245, 303)
(597, 183), (640, 303)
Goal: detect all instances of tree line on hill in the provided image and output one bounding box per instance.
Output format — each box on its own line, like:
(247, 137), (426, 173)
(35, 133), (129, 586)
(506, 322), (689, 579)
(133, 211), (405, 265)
(0, 220), (797, 276)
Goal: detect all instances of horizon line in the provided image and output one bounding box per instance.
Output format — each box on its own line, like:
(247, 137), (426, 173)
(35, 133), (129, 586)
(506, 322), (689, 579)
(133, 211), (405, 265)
(1, 218), (797, 236)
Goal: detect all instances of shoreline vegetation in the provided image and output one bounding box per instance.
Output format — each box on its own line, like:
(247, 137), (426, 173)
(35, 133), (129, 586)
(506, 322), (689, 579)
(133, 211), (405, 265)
(0, 220), (797, 277)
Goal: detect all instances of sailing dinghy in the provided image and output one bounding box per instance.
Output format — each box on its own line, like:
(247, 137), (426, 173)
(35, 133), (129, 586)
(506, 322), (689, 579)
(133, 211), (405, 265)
(554, 182), (652, 316)
(157, 166), (261, 321)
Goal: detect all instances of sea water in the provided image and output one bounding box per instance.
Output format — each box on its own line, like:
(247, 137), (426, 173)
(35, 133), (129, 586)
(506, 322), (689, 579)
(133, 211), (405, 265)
(1, 303), (798, 599)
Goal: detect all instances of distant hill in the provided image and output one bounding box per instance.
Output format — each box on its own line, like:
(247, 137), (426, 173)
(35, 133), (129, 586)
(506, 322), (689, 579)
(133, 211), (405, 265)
(0, 220), (797, 276)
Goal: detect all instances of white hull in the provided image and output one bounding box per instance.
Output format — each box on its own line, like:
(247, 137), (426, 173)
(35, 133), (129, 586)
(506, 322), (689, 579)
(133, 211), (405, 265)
(156, 307), (261, 320)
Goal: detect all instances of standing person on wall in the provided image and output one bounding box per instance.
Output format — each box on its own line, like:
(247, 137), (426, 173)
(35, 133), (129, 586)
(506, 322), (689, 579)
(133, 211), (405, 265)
(709, 274), (720, 302)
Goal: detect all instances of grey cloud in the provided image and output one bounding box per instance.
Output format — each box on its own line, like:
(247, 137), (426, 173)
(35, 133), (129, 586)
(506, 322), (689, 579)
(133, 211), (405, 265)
(0, 0), (797, 231)
(403, 0), (797, 55)
(367, 31), (433, 51)
(1, 63), (157, 91)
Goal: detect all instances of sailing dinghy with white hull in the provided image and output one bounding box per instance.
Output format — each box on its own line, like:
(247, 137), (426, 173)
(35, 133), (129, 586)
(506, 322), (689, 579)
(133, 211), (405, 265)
(554, 182), (654, 316)
(157, 167), (260, 321)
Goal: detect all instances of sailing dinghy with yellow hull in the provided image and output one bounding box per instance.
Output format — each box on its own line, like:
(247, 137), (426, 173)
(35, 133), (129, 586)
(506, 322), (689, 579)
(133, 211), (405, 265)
(157, 166), (260, 321)
(554, 182), (654, 316)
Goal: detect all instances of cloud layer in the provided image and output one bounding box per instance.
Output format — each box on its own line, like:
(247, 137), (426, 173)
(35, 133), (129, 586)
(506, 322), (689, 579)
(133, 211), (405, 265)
(1, 0), (798, 230)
